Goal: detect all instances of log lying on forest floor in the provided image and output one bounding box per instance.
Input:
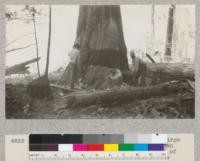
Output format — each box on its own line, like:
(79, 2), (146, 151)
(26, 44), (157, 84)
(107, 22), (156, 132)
(50, 84), (80, 93)
(146, 63), (194, 81)
(65, 81), (192, 108)
(6, 57), (40, 76)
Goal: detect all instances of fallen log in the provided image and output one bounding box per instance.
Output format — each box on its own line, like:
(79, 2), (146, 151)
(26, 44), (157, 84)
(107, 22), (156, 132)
(146, 63), (194, 81)
(50, 84), (79, 93)
(6, 57), (40, 76)
(66, 81), (191, 108)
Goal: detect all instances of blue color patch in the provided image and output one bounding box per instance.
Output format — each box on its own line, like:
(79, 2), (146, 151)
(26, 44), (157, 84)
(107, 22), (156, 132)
(134, 144), (148, 151)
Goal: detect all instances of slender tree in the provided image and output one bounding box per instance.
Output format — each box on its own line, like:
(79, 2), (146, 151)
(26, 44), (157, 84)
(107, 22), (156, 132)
(45, 5), (52, 77)
(27, 5), (53, 99)
(165, 5), (176, 62)
(24, 6), (42, 77)
(151, 4), (155, 56)
(32, 11), (41, 77)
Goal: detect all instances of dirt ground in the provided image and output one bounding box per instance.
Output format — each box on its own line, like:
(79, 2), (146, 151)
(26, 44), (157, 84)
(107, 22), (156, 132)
(6, 80), (194, 119)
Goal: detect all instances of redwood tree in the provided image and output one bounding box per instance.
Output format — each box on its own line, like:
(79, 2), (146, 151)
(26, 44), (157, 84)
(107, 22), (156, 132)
(75, 5), (129, 71)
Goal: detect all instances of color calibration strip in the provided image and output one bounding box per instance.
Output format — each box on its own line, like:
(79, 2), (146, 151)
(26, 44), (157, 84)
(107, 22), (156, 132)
(29, 143), (165, 151)
(29, 134), (167, 144)
(29, 134), (166, 152)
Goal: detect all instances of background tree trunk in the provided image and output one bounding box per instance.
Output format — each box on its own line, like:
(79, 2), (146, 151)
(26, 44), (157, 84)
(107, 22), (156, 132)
(76, 5), (129, 71)
(151, 4), (155, 55)
(32, 13), (41, 77)
(165, 5), (175, 61)
(45, 5), (52, 77)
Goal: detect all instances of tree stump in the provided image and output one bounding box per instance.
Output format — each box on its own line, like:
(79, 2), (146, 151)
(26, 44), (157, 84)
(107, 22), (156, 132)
(27, 76), (53, 99)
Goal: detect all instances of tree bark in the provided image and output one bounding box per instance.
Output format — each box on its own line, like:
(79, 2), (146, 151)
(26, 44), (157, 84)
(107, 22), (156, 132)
(76, 5), (129, 71)
(65, 81), (190, 108)
(6, 57), (40, 76)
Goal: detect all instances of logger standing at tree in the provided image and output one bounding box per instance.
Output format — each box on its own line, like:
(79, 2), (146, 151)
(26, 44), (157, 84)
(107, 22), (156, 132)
(68, 42), (80, 89)
(130, 50), (147, 86)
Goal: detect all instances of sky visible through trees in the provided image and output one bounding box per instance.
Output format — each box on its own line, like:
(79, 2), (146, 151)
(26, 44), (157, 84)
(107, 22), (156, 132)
(6, 5), (195, 74)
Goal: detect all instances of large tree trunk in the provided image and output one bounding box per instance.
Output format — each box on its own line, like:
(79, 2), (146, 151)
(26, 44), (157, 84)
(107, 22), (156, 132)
(76, 5), (129, 71)
(61, 5), (131, 88)
(65, 81), (191, 108)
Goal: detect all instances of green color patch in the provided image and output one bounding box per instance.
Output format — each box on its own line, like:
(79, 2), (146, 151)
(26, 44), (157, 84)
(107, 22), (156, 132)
(119, 144), (135, 151)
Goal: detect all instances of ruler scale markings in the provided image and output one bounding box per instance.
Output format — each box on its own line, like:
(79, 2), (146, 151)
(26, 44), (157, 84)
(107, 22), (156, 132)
(29, 152), (168, 161)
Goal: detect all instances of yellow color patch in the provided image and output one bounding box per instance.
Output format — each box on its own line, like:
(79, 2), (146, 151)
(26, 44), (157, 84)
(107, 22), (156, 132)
(104, 144), (119, 151)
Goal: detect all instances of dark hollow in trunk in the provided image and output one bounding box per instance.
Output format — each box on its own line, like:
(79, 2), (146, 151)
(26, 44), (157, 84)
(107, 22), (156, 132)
(87, 49), (125, 69)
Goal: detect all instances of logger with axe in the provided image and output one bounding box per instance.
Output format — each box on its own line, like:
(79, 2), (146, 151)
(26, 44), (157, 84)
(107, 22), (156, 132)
(130, 50), (147, 86)
(68, 39), (81, 89)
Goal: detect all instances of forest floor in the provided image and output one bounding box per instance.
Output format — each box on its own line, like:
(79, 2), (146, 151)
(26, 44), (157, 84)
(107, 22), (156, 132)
(6, 71), (194, 119)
